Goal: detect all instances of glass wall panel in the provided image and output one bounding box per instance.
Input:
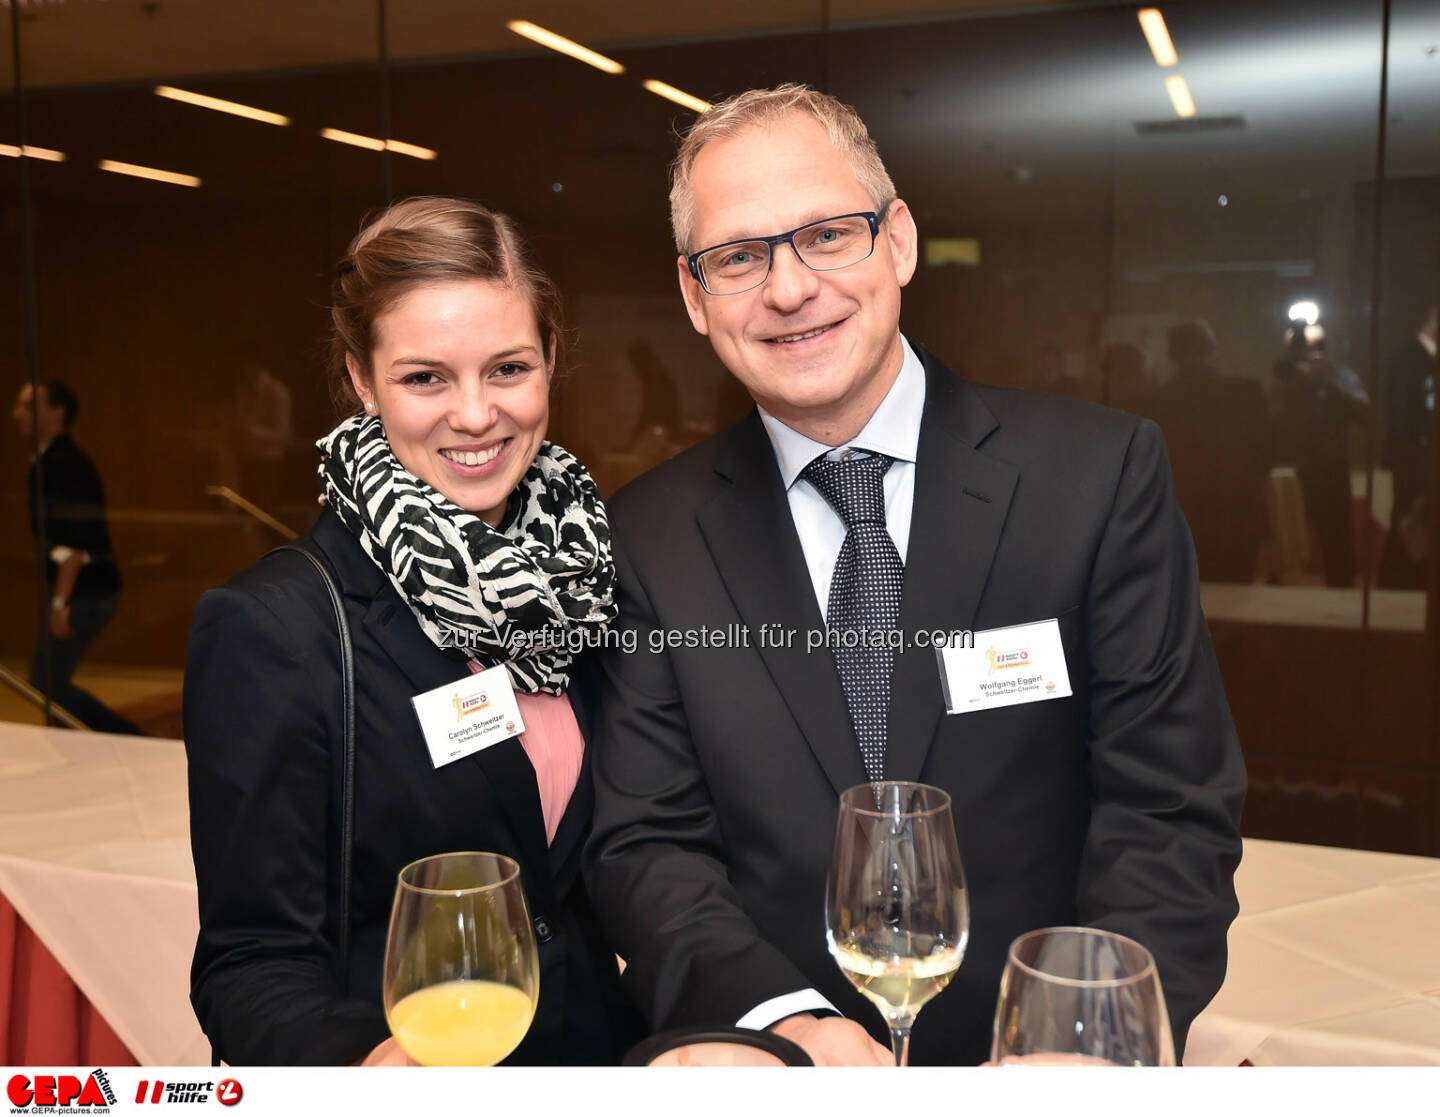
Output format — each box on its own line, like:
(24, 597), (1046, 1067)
(3, 0), (384, 735)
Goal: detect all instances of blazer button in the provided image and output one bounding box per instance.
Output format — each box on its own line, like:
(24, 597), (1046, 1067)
(533, 915), (553, 943)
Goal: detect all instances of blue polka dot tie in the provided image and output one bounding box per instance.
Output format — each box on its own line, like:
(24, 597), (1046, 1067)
(802, 452), (904, 784)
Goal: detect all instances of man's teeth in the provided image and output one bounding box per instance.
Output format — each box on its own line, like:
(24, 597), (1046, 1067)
(441, 445), (503, 466)
(774, 325), (830, 343)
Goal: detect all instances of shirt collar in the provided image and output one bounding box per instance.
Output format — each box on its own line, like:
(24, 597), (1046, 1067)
(1420, 331), (1437, 360)
(758, 337), (926, 490)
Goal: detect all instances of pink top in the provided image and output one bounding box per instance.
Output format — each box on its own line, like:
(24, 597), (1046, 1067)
(464, 660), (584, 845)
(514, 691), (585, 845)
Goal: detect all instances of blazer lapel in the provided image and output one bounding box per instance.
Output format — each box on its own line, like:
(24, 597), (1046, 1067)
(311, 512), (555, 901)
(885, 348), (1018, 784)
(697, 415), (867, 797)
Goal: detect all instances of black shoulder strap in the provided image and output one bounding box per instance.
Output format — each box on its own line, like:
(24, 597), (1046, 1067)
(272, 544), (356, 997)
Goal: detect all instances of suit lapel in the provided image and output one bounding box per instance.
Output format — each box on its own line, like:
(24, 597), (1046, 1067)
(886, 348), (1018, 784)
(697, 415), (867, 797)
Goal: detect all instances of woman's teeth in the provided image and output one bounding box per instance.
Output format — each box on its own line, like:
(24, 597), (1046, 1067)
(441, 444), (502, 466)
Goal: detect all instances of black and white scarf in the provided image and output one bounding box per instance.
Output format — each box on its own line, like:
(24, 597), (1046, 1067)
(316, 414), (615, 695)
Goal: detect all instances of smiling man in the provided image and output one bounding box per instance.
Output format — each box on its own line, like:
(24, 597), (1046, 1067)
(584, 85), (1245, 1066)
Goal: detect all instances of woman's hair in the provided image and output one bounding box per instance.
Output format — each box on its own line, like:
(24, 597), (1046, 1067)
(330, 196), (565, 413)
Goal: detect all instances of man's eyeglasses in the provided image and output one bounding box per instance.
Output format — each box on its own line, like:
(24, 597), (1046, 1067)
(686, 209), (889, 296)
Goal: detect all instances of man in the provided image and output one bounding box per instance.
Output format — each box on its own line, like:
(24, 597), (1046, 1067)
(584, 85), (1244, 1066)
(12, 380), (140, 735)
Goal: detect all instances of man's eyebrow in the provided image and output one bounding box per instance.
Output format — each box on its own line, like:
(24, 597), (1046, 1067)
(699, 209), (855, 249)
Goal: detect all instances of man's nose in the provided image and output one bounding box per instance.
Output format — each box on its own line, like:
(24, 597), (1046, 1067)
(761, 241), (820, 312)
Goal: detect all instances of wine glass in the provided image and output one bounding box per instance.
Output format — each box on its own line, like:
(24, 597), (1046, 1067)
(991, 926), (1175, 1066)
(825, 781), (969, 1066)
(382, 851), (539, 1066)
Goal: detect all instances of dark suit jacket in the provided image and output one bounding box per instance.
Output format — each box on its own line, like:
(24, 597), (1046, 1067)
(584, 344), (1245, 1065)
(185, 508), (640, 1065)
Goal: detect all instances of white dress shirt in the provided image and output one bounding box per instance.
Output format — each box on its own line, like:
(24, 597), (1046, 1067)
(735, 338), (926, 1032)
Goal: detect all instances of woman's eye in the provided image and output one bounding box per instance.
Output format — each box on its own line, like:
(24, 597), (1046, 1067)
(401, 371), (438, 386)
(494, 363), (530, 378)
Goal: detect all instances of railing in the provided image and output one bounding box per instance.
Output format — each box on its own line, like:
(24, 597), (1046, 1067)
(0, 662), (90, 731)
(205, 485), (298, 541)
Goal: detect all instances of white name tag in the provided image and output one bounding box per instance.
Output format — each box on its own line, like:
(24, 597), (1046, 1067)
(410, 664), (527, 769)
(937, 618), (1072, 714)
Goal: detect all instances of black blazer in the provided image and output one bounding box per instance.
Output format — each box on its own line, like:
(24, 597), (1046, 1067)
(584, 344), (1245, 1065)
(184, 509), (640, 1065)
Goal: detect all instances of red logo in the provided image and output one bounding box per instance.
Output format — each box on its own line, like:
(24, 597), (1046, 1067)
(7, 1071), (116, 1109)
(216, 1081), (243, 1107)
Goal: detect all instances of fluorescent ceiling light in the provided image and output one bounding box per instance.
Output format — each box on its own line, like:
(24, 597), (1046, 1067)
(0, 143), (66, 161)
(1165, 75), (1196, 118)
(98, 159), (201, 187)
(1137, 8), (1178, 68)
(154, 86), (290, 126)
(643, 80), (711, 113)
(506, 20), (624, 75)
(1288, 300), (1320, 325)
(320, 128), (437, 160)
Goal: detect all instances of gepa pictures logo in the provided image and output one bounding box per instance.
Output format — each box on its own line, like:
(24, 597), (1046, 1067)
(7, 1069), (117, 1112)
(450, 690), (490, 722)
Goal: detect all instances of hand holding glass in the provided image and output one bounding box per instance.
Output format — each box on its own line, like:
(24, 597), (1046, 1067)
(826, 782), (969, 1066)
(991, 926), (1175, 1066)
(382, 852), (539, 1066)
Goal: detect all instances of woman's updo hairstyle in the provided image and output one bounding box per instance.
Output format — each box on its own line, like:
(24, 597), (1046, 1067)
(330, 196), (565, 413)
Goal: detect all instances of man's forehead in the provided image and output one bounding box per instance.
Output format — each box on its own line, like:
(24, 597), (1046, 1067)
(687, 115), (870, 245)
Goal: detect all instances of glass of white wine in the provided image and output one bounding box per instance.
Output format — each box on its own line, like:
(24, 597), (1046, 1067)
(382, 851), (539, 1066)
(826, 781), (969, 1066)
(991, 926), (1175, 1066)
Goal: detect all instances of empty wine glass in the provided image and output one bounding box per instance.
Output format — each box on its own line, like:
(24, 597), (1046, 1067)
(991, 926), (1174, 1066)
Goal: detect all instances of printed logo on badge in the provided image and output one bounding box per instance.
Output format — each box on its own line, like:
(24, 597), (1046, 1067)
(412, 665), (526, 769)
(937, 618), (1071, 715)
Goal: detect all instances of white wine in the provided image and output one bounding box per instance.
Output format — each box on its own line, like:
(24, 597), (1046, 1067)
(387, 979), (535, 1066)
(831, 937), (962, 1018)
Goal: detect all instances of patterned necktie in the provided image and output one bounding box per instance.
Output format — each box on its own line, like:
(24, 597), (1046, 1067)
(802, 452), (904, 783)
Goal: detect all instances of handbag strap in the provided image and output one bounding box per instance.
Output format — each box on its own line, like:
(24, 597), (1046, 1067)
(272, 544), (356, 997)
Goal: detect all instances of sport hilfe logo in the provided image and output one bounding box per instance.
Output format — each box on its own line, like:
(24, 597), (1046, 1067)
(7, 1070), (117, 1111)
(133, 1079), (242, 1106)
(984, 645), (1031, 674)
(450, 690), (491, 722)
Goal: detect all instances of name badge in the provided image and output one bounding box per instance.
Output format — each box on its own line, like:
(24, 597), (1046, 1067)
(936, 618), (1072, 714)
(410, 664), (527, 769)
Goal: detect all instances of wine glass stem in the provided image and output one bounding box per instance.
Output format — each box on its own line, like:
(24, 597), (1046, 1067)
(889, 1024), (912, 1067)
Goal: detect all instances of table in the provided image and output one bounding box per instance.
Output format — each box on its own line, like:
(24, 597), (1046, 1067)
(1187, 838), (1440, 1065)
(0, 723), (208, 1065)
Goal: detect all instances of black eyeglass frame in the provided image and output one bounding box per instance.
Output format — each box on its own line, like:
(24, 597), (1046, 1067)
(685, 208), (890, 296)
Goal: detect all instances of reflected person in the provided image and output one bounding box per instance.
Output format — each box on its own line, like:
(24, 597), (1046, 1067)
(184, 198), (640, 1065)
(12, 380), (141, 735)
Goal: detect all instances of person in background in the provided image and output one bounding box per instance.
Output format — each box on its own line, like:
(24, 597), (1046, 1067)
(11, 380), (141, 735)
(184, 197), (641, 1065)
(1380, 305), (1436, 588)
(1151, 320), (1271, 583)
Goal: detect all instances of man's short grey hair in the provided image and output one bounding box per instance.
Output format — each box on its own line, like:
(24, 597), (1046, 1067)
(668, 83), (897, 254)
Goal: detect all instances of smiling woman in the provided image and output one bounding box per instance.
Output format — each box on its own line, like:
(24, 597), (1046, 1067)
(180, 197), (641, 1066)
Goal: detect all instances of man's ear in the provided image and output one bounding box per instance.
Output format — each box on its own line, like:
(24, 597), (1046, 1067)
(677, 256), (711, 337)
(885, 199), (919, 289)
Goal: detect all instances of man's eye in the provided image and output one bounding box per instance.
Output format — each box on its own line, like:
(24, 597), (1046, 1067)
(721, 250), (755, 268)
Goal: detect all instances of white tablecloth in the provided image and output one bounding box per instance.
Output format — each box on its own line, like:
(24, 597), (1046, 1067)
(1187, 838), (1440, 1065)
(0, 724), (208, 1065)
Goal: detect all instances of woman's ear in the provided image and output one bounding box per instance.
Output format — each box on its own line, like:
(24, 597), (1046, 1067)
(346, 353), (377, 415)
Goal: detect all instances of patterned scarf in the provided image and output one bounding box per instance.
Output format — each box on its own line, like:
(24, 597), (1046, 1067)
(316, 413), (615, 695)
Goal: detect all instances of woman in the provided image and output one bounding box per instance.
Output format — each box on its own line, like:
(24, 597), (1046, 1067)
(184, 197), (640, 1066)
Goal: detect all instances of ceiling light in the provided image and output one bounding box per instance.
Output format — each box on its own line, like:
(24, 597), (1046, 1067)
(643, 80), (711, 114)
(1165, 75), (1196, 118)
(0, 143), (66, 161)
(154, 86), (290, 126)
(98, 159), (200, 187)
(1137, 9), (1178, 68)
(506, 20), (624, 75)
(1288, 301), (1319, 325)
(320, 128), (437, 160)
